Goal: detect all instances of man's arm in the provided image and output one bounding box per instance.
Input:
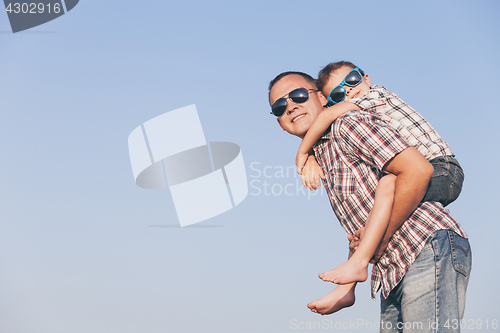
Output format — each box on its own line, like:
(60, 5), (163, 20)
(335, 113), (433, 261)
(359, 147), (434, 261)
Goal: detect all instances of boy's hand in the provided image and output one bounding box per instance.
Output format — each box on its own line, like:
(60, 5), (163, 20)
(296, 151), (309, 175)
(300, 155), (326, 190)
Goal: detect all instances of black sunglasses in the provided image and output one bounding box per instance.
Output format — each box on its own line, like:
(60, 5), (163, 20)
(270, 88), (319, 117)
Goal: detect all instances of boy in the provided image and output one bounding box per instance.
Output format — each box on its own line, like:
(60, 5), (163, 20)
(295, 61), (464, 286)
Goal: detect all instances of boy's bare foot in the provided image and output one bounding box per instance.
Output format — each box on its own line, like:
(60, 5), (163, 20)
(307, 283), (355, 315)
(318, 259), (368, 284)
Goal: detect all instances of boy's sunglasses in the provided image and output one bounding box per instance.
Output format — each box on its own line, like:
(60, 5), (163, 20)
(271, 87), (319, 117)
(326, 67), (365, 105)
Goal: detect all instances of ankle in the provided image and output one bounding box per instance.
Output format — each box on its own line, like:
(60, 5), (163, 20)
(349, 254), (370, 268)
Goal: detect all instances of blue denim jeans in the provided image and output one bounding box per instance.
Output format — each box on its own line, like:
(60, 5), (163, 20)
(422, 156), (464, 207)
(380, 230), (471, 333)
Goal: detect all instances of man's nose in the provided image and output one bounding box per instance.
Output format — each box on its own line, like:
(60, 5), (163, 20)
(286, 100), (299, 114)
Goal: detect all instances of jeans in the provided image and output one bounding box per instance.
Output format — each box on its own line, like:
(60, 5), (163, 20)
(422, 156), (464, 207)
(380, 230), (472, 333)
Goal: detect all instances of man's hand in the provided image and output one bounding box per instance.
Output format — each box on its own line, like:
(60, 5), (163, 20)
(348, 228), (364, 254)
(370, 240), (389, 263)
(300, 154), (326, 190)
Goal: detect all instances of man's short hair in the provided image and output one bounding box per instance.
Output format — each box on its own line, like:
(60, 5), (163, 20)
(268, 71), (317, 103)
(317, 61), (358, 91)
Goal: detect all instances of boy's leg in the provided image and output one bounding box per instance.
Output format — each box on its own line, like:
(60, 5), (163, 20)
(422, 156), (464, 207)
(320, 175), (396, 284)
(380, 230), (471, 333)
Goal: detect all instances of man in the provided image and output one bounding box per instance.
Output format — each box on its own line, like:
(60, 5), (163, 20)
(268, 71), (471, 332)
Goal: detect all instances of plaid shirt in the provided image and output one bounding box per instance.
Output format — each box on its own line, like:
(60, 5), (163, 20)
(313, 110), (467, 299)
(349, 85), (453, 160)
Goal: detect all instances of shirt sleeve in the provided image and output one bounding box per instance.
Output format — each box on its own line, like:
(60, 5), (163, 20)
(334, 111), (410, 171)
(348, 87), (387, 112)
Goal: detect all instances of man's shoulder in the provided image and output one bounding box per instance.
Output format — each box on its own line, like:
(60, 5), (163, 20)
(333, 109), (380, 128)
(318, 112), (364, 141)
(329, 109), (403, 145)
(323, 110), (383, 141)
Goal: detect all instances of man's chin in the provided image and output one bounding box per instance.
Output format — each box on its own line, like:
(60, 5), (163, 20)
(295, 130), (308, 139)
(285, 129), (306, 138)
(294, 124), (310, 138)
(282, 123), (309, 138)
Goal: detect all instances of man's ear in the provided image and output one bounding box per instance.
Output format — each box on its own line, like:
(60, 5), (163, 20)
(318, 91), (328, 107)
(364, 74), (372, 87)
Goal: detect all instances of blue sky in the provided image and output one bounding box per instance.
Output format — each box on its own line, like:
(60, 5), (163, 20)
(1, 1), (499, 332)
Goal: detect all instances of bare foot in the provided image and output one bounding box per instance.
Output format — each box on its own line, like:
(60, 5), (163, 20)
(307, 283), (356, 315)
(318, 259), (368, 284)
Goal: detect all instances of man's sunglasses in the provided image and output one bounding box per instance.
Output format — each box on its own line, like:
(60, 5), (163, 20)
(326, 67), (365, 105)
(271, 87), (319, 117)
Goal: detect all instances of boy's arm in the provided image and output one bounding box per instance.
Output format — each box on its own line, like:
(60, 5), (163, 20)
(296, 102), (361, 173)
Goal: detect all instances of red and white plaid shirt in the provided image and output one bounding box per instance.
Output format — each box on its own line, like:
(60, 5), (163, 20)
(313, 110), (467, 299)
(348, 85), (454, 160)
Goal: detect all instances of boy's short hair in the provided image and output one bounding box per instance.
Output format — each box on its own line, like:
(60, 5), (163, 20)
(268, 71), (317, 103)
(317, 61), (359, 91)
